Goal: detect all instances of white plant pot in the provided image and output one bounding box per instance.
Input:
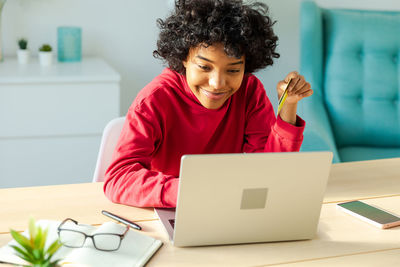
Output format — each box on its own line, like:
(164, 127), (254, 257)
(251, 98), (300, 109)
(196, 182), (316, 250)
(39, 51), (53, 66)
(17, 49), (30, 64)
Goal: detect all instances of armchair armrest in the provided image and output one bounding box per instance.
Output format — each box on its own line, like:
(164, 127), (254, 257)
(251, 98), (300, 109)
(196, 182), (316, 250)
(299, 1), (340, 162)
(299, 97), (341, 163)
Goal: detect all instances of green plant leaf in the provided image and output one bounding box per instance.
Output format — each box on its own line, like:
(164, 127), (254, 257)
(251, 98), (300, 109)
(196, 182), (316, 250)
(46, 239), (62, 256)
(32, 248), (43, 261)
(41, 228), (49, 250)
(34, 227), (43, 249)
(10, 230), (33, 253)
(9, 244), (34, 263)
(10, 244), (28, 257)
(29, 218), (37, 242)
(13, 253), (32, 264)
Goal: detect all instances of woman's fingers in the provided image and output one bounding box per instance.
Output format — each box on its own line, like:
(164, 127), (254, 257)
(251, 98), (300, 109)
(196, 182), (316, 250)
(277, 71), (313, 103)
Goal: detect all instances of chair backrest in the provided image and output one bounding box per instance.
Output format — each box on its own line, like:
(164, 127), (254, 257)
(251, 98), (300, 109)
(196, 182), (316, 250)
(93, 117), (125, 182)
(324, 8), (400, 148)
(301, 1), (400, 149)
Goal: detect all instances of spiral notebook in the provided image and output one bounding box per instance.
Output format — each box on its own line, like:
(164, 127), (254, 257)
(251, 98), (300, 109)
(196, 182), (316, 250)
(0, 220), (162, 267)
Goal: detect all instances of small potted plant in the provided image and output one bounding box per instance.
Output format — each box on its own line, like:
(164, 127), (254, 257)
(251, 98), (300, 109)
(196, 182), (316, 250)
(38, 44), (53, 66)
(17, 38), (30, 64)
(10, 218), (62, 267)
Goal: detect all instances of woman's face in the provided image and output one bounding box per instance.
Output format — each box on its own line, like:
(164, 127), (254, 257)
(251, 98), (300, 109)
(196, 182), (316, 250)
(183, 43), (245, 109)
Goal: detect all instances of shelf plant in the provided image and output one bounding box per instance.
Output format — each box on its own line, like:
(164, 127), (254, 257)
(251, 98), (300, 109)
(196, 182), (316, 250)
(18, 38), (28, 50)
(39, 44), (52, 52)
(17, 38), (30, 64)
(38, 43), (53, 66)
(9, 218), (62, 267)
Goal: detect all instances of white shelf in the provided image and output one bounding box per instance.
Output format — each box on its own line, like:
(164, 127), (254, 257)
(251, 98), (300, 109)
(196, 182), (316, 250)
(0, 57), (121, 84)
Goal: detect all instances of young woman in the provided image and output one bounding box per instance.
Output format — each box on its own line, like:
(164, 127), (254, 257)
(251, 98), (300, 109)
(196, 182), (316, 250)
(104, 0), (313, 208)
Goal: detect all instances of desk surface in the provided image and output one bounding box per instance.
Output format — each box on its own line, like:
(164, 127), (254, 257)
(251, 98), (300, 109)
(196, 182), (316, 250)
(324, 157), (400, 203)
(1, 158), (400, 266)
(0, 183), (154, 233)
(147, 197), (400, 266)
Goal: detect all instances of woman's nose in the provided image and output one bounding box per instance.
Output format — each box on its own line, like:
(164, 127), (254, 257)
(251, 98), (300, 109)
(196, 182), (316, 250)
(209, 72), (226, 90)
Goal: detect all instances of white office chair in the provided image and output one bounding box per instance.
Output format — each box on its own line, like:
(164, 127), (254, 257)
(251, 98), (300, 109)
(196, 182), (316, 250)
(93, 117), (126, 182)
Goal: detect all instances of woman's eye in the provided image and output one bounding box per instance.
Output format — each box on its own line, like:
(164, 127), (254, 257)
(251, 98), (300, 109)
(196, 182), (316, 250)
(198, 65), (210, 71)
(228, 70), (240, 73)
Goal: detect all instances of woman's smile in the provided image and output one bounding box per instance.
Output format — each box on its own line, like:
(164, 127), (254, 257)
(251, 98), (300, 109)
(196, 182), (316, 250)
(199, 87), (230, 100)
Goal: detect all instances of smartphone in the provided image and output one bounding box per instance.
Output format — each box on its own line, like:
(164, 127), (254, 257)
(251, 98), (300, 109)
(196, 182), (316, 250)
(337, 200), (400, 229)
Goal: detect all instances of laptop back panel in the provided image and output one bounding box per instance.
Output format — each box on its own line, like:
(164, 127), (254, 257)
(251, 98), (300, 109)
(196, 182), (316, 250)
(172, 152), (332, 247)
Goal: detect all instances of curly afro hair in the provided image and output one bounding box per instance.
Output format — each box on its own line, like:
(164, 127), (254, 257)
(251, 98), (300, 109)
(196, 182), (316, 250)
(153, 0), (280, 74)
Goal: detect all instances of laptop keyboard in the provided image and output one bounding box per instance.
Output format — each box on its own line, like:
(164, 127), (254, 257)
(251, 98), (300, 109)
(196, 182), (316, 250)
(168, 219), (175, 229)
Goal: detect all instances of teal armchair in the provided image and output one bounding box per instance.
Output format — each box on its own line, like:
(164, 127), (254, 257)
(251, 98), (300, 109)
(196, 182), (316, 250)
(299, 1), (400, 163)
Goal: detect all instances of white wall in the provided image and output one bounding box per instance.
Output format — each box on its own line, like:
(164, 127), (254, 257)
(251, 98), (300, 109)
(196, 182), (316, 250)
(3, 0), (400, 113)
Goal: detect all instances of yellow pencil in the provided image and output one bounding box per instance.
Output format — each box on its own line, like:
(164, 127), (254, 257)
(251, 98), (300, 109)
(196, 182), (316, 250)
(277, 78), (292, 115)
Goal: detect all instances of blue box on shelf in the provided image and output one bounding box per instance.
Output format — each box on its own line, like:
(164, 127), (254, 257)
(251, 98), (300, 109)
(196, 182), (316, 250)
(57, 26), (82, 62)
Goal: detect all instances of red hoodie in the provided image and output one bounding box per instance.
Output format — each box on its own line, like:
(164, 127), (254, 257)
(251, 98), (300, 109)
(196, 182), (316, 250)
(104, 68), (305, 208)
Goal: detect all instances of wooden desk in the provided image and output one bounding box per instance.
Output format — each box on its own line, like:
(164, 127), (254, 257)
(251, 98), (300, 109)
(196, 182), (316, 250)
(0, 183), (155, 233)
(1, 197), (399, 266)
(1, 158), (400, 266)
(146, 197), (400, 266)
(278, 249), (400, 267)
(324, 157), (400, 203)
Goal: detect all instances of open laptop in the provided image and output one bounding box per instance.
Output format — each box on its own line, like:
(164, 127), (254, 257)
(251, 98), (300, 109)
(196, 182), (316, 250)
(155, 151), (333, 247)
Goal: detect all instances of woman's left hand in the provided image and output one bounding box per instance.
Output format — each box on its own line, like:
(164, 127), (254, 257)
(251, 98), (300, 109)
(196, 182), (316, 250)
(276, 71), (313, 125)
(277, 71), (313, 105)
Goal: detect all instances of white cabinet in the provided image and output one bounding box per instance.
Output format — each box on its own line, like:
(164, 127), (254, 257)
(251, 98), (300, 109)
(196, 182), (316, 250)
(0, 57), (120, 188)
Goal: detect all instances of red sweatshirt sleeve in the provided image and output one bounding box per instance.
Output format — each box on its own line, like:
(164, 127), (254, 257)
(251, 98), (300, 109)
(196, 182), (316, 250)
(266, 114), (305, 152)
(103, 104), (179, 208)
(243, 77), (305, 153)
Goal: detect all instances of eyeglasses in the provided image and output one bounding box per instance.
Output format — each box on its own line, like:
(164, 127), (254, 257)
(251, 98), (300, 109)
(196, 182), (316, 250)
(57, 218), (129, 251)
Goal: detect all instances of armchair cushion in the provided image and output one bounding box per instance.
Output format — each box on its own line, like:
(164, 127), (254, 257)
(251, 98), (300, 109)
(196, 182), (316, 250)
(300, 0), (400, 162)
(324, 9), (400, 148)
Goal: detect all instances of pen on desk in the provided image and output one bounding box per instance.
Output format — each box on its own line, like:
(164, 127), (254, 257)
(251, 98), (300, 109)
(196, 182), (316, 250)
(277, 78), (292, 115)
(101, 210), (142, 230)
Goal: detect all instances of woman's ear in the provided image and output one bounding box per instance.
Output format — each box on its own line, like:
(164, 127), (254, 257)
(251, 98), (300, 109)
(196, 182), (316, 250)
(182, 60), (187, 68)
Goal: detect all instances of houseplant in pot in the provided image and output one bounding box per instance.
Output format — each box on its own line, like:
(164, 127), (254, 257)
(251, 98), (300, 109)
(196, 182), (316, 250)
(17, 38), (30, 64)
(38, 44), (53, 66)
(10, 218), (62, 267)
